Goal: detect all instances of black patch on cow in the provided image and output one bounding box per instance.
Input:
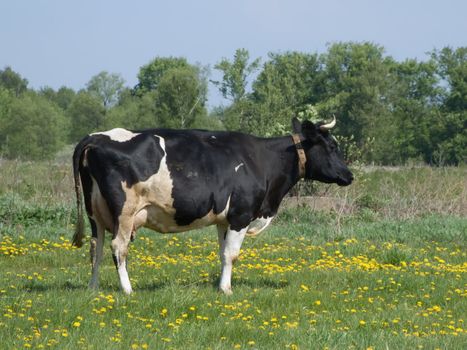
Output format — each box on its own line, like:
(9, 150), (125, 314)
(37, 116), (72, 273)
(112, 253), (119, 270)
(153, 129), (299, 231)
(90, 219), (97, 238)
(79, 162), (94, 218)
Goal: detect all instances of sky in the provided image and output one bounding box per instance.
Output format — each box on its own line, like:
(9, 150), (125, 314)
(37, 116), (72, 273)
(1, 0), (466, 107)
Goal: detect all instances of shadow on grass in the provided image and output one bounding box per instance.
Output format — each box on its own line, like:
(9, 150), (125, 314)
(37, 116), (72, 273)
(20, 280), (84, 292)
(132, 276), (290, 293)
(19, 276), (290, 294)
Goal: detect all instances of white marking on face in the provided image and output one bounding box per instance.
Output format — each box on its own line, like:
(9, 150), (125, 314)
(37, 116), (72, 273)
(247, 216), (273, 236)
(234, 163), (244, 172)
(211, 135), (217, 139)
(92, 128), (140, 142)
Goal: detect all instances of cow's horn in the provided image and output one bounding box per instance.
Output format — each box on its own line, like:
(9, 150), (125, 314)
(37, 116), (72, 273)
(320, 115), (336, 131)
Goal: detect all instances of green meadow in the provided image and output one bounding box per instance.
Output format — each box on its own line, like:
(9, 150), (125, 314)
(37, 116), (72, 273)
(0, 161), (466, 349)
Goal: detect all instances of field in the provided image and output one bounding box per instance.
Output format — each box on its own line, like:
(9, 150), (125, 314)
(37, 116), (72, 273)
(0, 160), (466, 349)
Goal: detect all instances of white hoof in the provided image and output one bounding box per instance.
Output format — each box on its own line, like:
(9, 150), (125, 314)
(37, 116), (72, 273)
(220, 286), (233, 295)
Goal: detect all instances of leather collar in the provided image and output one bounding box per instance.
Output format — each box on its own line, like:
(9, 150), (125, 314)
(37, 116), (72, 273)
(291, 134), (306, 178)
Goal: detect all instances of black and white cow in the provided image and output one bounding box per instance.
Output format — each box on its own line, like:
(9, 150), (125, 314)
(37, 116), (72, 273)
(72, 117), (353, 294)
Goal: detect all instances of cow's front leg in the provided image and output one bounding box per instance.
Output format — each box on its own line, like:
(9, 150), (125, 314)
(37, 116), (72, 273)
(111, 221), (133, 295)
(217, 225), (247, 295)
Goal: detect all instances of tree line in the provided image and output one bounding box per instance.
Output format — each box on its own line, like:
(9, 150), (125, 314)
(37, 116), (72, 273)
(0, 42), (465, 165)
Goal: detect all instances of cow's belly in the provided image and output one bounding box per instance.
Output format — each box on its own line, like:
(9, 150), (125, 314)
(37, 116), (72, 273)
(136, 205), (226, 233)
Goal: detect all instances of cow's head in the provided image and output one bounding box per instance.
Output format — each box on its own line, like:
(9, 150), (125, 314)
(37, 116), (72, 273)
(292, 117), (353, 186)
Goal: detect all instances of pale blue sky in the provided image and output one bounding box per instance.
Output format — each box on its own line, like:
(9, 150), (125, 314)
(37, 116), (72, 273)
(1, 0), (466, 107)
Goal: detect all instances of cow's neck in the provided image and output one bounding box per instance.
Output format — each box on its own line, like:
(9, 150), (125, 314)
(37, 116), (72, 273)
(259, 136), (304, 216)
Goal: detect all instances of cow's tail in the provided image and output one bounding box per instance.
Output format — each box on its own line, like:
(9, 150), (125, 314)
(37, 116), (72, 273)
(72, 138), (88, 248)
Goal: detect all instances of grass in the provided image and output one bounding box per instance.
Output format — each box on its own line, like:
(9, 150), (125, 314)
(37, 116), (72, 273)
(0, 159), (466, 349)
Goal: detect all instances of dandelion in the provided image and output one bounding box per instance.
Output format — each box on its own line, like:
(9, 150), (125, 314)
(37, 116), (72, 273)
(359, 320), (366, 326)
(72, 321), (81, 327)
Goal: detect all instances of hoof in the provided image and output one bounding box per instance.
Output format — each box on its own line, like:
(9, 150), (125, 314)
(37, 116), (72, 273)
(122, 287), (133, 295)
(219, 287), (233, 295)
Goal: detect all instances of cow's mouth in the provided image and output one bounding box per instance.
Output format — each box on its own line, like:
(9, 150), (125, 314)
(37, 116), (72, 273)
(337, 174), (353, 186)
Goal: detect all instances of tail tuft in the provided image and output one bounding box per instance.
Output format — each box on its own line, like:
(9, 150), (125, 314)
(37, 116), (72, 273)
(72, 209), (85, 247)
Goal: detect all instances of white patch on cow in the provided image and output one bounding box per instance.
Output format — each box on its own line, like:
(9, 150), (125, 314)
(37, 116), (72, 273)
(247, 216), (273, 236)
(120, 135), (176, 232)
(218, 195), (231, 221)
(117, 260), (132, 295)
(118, 135), (232, 235)
(234, 163), (244, 172)
(92, 128), (140, 142)
(211, 135), (217, 139)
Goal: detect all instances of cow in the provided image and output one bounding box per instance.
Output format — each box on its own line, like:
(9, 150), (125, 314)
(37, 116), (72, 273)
(72, 117), (353, 295)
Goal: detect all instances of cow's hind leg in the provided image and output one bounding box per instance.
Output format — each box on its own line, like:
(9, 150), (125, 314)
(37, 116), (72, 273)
(217, 224), (247, 295)
(89, 219), (105, 289)
(111, 219), (133, 295)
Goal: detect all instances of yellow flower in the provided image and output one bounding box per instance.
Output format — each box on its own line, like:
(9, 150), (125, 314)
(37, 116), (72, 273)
(72, 321), (81, 327)
(359, 320), (366, 326)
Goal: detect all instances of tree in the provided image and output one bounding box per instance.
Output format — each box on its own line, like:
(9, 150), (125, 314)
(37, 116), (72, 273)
(154, 66), (207, 128)
(0, 87), (13, 150)
(105, 90), (159, 130)
(318, 42), (393, 161)
(135, 57), (190, 95)
(431, 47), (467, 164)
(0, 66), (28, 97)
(212, 48), (260, 102)
(0, 92), (68, 159)
(249, 51), (322, 135)
(86, 71), (125, 108)
(384, 59), (442, 164)
(55, 86), (77, 111)
(67, 91), (106, 142)
(38, 86), (76, 111)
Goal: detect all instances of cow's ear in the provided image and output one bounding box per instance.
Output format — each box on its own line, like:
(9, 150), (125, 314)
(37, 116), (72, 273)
(301, 120), (318, 139)
(291, 117), (302, 133)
